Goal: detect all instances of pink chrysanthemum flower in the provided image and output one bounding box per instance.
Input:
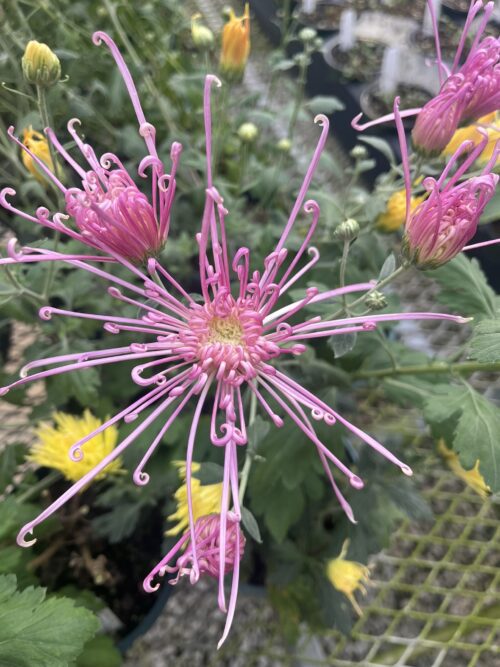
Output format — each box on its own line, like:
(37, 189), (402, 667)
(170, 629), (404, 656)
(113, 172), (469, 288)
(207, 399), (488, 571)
(353, 0), (499, 156)
(392, 97), (499, 269)
(145, 513), (245, 645)
(1, 33), (472, 645)
(4, 32), (181, 263)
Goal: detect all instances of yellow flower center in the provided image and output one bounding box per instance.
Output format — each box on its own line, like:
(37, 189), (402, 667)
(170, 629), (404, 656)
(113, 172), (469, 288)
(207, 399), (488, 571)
(208, 315), (244, 345)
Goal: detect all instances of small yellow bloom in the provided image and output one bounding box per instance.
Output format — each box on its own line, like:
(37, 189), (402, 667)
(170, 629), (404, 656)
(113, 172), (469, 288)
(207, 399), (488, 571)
(220, 4), (250, 81)
(438, 440), (490, 499)
(443, 113), (499, 167)
(29, 410), (123, 483)
(22, 40), (61, 87)
(22, 127), (55, 185)
(191, 13), (214, 49)
(377, 189), (425, 232)
(326, 540), (371, 616)
(166, 461), (223, 536)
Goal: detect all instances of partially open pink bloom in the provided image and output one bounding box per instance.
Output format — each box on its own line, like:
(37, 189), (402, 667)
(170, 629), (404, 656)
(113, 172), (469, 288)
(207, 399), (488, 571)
(393, 98), (498, 269)
(145, 513), (244, 647)
(1, 34), (473, 646)
(3, 32), (181, 263)
(353, 1), (499, 156)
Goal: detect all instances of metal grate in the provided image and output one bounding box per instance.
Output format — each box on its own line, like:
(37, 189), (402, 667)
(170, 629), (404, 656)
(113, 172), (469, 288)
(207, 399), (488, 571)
(313, 455), (500, 667)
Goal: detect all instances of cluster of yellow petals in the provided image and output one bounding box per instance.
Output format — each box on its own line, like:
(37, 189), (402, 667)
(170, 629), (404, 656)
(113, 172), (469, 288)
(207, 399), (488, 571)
(326, 540), (371, 616)
(438, 440), (490, 499)
(442, 112), (500, 167)
(21, 126), (55, 185)
(220, 3), (250, 80)
(377, 188), (426, 232)
(29, 410), (123, 483)
(166, 461), (223, 536)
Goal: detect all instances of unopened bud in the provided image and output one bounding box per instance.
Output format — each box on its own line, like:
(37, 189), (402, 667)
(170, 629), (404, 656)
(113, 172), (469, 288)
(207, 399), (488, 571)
(350, 145), (368, 159)
(191, 14), (214, 49)
(334, 218), (359, 242)
(238, 122), (258, 143)
(365, 291), (387, 311)
(277, 138), (292, 153)
(22, 40), (61, 88)
(299, 27), (317, 43)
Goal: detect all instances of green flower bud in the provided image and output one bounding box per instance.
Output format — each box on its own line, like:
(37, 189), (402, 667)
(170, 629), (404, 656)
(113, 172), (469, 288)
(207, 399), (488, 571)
(334, 218), (360, 242)
(277, 138), (292, 153)
(191, 14), (214, 49)
(365, 290), (388, 311)
(350, 145), (368, 160)
(22, 41), (61, 88)
(237, 122), (258, 143)
(299, 27), (317, 43)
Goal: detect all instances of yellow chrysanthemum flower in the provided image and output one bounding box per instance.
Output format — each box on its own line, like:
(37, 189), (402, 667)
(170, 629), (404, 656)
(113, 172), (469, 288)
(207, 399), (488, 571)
(220, 4), (250, 81)
(166, 461), (223, 536)
(29, 410), (123, 483)
(376, 189), (425, 232)
(438, 440), (490, 499)
(326, 540), (371, 616)
(443, 112), (499, 167)
(22, 126), (55, 185)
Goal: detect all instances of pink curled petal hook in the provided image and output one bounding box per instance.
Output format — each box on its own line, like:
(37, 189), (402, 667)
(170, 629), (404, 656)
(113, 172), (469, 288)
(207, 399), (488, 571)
(133, 468), (150, 486)
(17, 525), (37, 548)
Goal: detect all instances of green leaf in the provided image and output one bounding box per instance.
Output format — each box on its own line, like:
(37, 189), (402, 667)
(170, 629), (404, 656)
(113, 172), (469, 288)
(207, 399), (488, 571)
(358, 135), (395, 165)
(328, 332), (357, 359)
(241, 506), (262, 543)
(453, 386), (500, 491)
(432, 254), (496, 319)
(468, 319), (500, 362)
(0, 574), (99, 667)
(76, 635), (122, 667)
(422, 384), (500, 491)
(305, 96), (344, 115)
(192, 462), (224, 485)
(247, 416), (270, 454)
(378, 253), (396, 282)
(264, 485), (304, 543)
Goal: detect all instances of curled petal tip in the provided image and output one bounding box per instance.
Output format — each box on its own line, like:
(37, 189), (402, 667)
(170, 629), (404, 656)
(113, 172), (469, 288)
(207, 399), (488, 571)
(39, 307), (53, 321)
(350, 475), (364, 490)
(351, 112), (364, 129)
(17, 526), (37, 548)
(92, 30), (110, 46)
(143, 576), (160, 593)
(207, 74), (222, 88)
(7, 125), (15, 136)
(401, 464), (413, 477)
(133, 469), (150, 486)
(314, 113), (329, 127)
(304, 199), (320, 214)
(459, 316), (474, 324)
(0, 386), (10, 396)
(67, 118), (82, 131)
(171, 141), (183, 157)
(69, 445), (83, 462)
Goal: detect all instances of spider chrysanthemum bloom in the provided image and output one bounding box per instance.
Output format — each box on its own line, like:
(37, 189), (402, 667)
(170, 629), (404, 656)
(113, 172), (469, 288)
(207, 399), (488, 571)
(22, 127), (56, 185)
(443, 112), (500, 166)
(166, 461), (223, 536)
(0, 34), (472, 646)
(391, 98), (499, 269)
(29, 410), (122, 483)
(353, 1), (499, 156)
(376, 188), (425, 233)
(4, 33), (182, 264)
(220, 4), (250, 81)
(326, 540), (371, 616)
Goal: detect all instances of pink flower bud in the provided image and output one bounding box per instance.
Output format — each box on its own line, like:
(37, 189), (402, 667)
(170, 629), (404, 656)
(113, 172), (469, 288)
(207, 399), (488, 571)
(403, 173), (498, 269)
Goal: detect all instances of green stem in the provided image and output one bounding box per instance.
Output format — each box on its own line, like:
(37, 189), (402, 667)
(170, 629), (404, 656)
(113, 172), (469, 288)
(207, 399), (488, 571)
(329, 264), (407, 320)
(339, 240), (350, 312)
(287, 56), (308, 139)
(354, 360), (500, 380)
(17, 470), (61, 504)
(36, 85), (61, 182)
(238, 393), (257, 506)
